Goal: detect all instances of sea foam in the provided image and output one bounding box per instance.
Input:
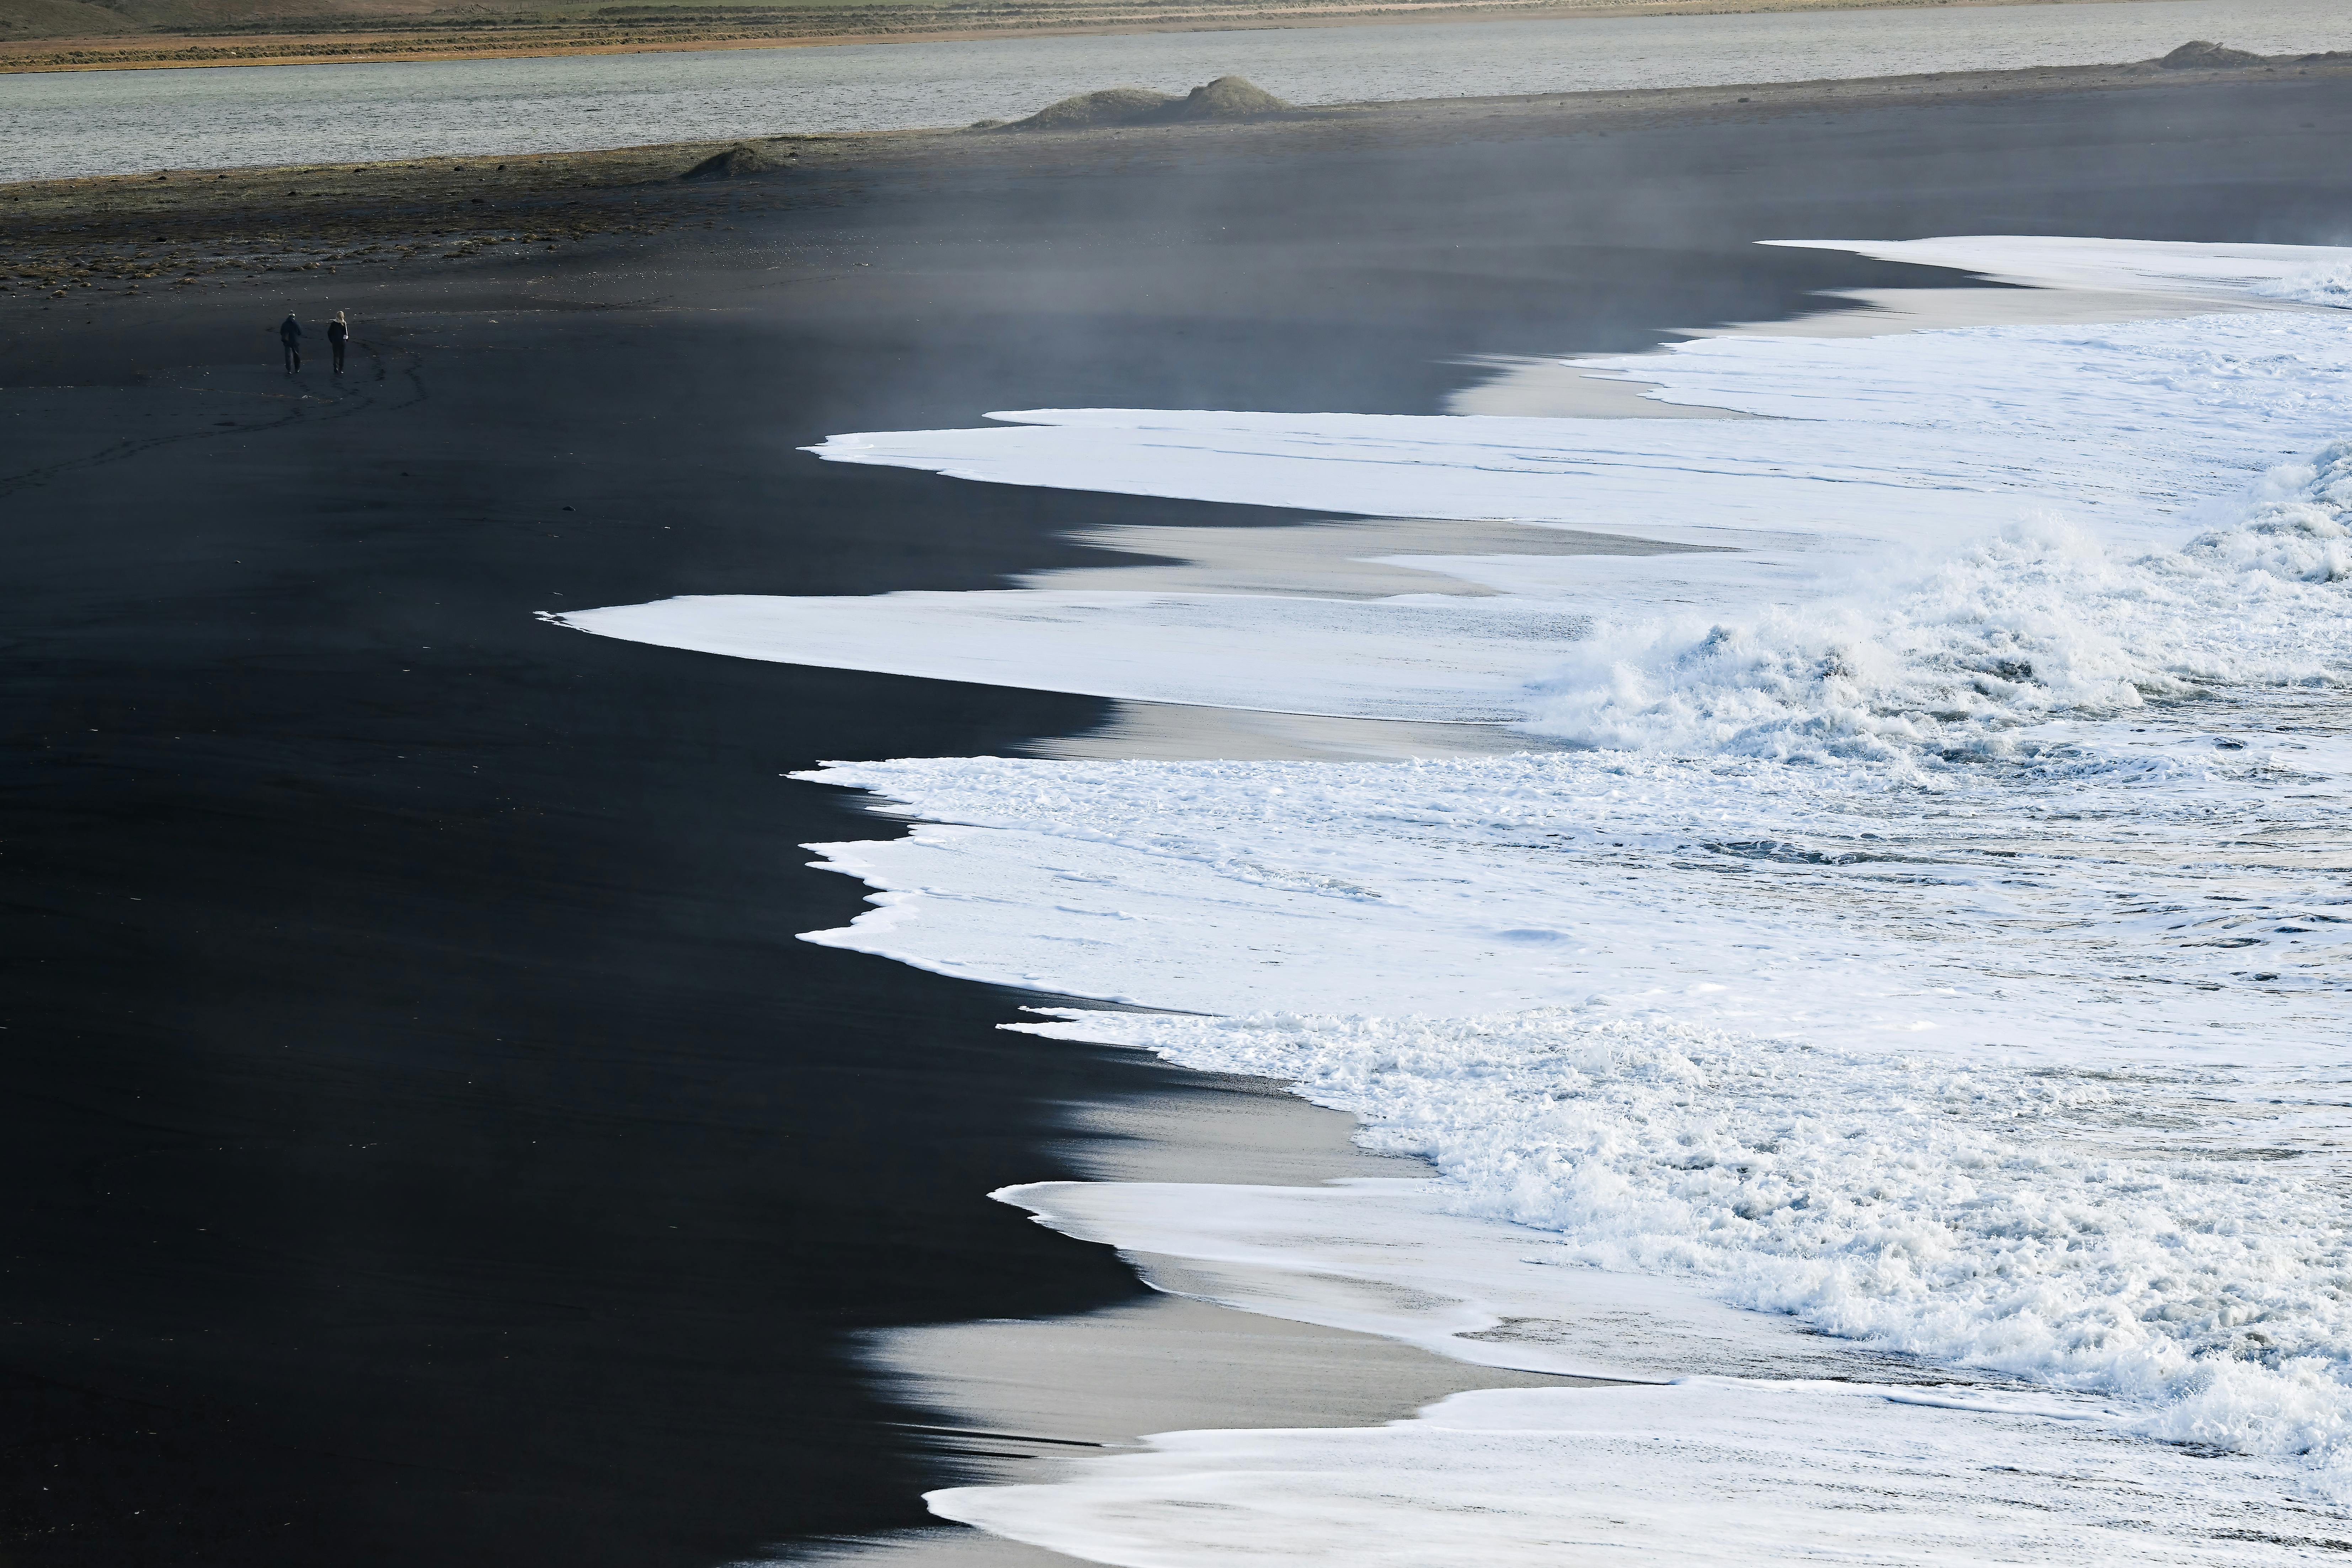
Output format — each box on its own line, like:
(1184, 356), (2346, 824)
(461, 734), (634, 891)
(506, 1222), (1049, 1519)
(560, 238), (2352, 1556)
(931, 1380), (2334, 1567)
(569, 292), (2352, 729)
(1010, 1001), (2352, 1475)
(1526, 440), (2352, 761)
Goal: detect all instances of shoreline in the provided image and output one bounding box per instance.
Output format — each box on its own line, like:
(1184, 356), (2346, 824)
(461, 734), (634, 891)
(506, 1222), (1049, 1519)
(0, 0), (2186, 76)
(672, 188), (2352, 1568)
(823, 1064), (1594, 1567)
(5, 62), (2349, 1566)
(8, 49), (2349, 294)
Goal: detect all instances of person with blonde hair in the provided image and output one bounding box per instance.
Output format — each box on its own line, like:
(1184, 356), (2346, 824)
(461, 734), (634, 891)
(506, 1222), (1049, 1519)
(327, 311), (350, 375)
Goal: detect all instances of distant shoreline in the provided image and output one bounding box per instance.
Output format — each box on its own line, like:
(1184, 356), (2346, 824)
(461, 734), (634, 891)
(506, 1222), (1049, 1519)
(0, 0), (2185, 75)
(7, 50), (2346, 299)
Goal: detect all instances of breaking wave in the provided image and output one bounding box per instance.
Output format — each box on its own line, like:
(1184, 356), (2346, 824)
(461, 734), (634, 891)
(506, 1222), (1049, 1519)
(2256, 265), (2352, 309)
(1525, 441), (2352, 763)
(1034, 1002), (2352, 1492)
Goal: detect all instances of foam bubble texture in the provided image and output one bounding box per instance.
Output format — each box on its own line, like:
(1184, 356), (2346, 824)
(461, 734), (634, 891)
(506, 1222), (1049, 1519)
(931, 1381), (2335, 1567)
(572, 238), (2352, 1553)
(1018, 1004), (2352, 1481)
(1525, 442), (2352, 760)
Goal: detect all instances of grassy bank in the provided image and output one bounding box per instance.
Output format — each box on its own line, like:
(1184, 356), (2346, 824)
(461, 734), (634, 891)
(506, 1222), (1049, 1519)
(0, 0), (2123, 74)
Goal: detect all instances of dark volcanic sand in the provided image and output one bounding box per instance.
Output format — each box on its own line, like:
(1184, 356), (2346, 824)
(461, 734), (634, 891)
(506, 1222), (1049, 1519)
(4, 71), (2350, 1568)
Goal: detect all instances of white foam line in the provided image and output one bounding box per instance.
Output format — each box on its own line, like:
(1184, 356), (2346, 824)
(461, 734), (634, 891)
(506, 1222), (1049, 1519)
(551, 591), (1586, 722)
(928, 1378), (2322, 1568)
(561, 241), (2352, 722)
(555, 236), (2352, 1559)
(1766, 235), (2352, 308)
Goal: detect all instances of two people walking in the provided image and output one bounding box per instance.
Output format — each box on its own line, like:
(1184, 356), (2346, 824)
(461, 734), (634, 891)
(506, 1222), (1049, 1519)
(277, 311), (351, 374)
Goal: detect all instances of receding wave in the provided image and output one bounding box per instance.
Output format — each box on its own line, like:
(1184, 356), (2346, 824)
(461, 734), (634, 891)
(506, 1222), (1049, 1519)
(560, 236), (2352, 1553)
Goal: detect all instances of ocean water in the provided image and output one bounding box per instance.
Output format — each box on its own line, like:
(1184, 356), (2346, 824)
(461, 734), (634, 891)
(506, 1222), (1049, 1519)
(559, 239), (2352, 1560)
(6, 0), (2352, 182)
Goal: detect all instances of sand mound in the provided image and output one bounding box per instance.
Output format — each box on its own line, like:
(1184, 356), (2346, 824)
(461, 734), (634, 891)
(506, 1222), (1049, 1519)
(680, 143), (778, 179)
(1017, 87), (1182, 130)
(2159, 40), (2266, 69)
(1009, 76), (1291, 131)
(1169, 76), (1292, 121)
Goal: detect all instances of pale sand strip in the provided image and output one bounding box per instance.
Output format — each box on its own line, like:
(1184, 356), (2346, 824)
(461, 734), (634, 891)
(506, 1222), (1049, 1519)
(805, 1071), (1595, 1567)
(1029, 706), (1542, 759)
(1020, 517), (1704, 601)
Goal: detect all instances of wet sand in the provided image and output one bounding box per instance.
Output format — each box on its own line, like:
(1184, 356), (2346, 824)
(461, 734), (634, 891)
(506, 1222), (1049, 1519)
(830, 1073), (1592, 1568)
(4, 63), (2350, 1568)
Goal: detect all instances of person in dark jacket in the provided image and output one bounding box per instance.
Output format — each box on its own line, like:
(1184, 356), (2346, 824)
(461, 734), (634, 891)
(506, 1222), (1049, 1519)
(327, 311), (349, 374)
(278, 313), (303, 373)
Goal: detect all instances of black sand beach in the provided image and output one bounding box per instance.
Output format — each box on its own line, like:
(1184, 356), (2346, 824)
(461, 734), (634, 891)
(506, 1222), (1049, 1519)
(5, 63), (2351, 1567)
